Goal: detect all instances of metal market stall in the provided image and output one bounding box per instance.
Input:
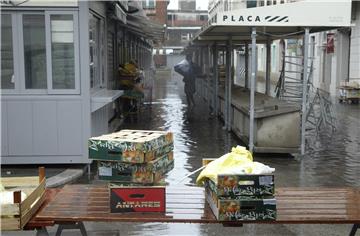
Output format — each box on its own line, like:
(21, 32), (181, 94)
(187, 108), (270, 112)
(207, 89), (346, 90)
(191, 0), (352, 154)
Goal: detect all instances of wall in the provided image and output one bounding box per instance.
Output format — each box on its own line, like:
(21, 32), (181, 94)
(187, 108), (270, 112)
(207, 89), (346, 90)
(1, 2), (91, 164)
(1, 98), (84, 164)
(312, 30), (351, 97)
(147, 0), (167, 25)
(166, 28), (199, 47)
(349, 2), (360, 81)
(179, 0), (196, 10)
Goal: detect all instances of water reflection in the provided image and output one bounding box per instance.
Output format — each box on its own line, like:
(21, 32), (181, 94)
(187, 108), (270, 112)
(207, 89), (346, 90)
(103, 69), (359, 235)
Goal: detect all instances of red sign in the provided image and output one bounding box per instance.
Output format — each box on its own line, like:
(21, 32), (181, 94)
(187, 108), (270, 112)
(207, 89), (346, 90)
(327, 33), (335, 54)
(110, 186), (166, 213)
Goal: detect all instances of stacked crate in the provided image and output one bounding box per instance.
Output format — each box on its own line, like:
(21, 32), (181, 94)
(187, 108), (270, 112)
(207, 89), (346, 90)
(89, 130), (174, 185)
(205, 174), (276, 221)
(89, 130), (174, 213)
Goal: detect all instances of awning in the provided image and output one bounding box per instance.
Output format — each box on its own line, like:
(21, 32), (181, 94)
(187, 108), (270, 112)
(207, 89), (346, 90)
(194, 0), (352, 44)
(126, 15), (165, 43)
(108, 1), (164, 44)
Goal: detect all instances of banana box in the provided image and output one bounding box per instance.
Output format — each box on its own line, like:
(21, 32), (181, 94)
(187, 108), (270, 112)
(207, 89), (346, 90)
(205, 183), (276, 221)
(206, 174), (275, 198)
(97, 152), (174, 184)
(89, 130), (173, 163)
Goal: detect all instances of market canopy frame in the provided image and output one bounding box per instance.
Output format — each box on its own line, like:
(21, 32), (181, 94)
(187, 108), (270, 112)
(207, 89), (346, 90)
(191, 0), (352, 154)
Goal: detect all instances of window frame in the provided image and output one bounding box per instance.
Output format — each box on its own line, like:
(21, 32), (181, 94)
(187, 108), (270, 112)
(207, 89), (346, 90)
(1, 10), (80, 95)
(19, 11), (47, 94)
(89, 11), (106, 92)
(46, 11), (80, 95)
(1, 13), (20, 94)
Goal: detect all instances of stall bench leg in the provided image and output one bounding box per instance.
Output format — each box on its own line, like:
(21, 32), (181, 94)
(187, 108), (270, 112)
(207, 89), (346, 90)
(55, 222), (87, 236)
(350, 224), (359, 236)
(36, 227), (49, 236)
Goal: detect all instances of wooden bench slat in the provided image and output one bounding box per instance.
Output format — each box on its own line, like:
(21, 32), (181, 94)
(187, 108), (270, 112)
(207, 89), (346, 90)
(29, 185), (360, 226)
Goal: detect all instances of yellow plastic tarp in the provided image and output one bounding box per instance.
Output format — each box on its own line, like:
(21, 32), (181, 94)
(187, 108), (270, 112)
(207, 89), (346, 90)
(196, 146), (254, 185)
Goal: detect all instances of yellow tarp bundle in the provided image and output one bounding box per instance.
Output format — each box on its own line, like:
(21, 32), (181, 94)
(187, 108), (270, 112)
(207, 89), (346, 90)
(196, 146), (275, 186)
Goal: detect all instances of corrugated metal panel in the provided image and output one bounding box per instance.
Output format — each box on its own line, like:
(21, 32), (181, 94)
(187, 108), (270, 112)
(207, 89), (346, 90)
(107, 31), (115, 89)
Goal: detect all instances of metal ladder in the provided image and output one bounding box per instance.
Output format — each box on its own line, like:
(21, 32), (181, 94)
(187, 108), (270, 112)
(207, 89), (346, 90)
(275, 53), (336, 137)
(275, 55), (313, 104)
(306, 87), (337, 135)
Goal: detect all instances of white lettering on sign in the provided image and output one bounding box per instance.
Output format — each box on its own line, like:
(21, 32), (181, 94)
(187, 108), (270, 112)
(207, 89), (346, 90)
(222, 15), (288, 23)
(99, 166), (112, 176)
(223, 15), (261, 22)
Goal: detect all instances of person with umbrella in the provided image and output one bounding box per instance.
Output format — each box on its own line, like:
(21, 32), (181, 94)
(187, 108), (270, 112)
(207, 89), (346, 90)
(174, 54), (200, 110)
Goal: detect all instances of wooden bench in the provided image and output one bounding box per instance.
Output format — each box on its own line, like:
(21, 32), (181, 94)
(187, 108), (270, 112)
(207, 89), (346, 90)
(26, 184), (360, 236)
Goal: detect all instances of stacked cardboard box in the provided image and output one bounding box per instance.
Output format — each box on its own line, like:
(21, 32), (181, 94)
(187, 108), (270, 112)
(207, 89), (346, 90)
(89, 129), (174, 184)
(88, 130), (174, 213)
(205, 174), (276, 221)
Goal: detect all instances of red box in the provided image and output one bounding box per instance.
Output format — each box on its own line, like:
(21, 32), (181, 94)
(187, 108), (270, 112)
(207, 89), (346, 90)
(110, 184), (166, 213)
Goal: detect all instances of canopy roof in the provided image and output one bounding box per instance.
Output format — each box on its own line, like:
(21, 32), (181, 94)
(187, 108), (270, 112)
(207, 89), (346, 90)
(194, 0), (352, 44)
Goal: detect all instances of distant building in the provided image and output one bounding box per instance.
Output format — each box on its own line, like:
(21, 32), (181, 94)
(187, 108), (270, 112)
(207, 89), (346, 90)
(166, 0), (208, 52)
(179, 0), (196, 11)
(166, 9), (208, 50)
(142, 0), (169, 67)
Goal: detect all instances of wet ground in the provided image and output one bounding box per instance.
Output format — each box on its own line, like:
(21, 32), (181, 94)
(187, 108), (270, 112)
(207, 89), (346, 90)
(3, 69), (359, 236)
(81, 69), (359, 236)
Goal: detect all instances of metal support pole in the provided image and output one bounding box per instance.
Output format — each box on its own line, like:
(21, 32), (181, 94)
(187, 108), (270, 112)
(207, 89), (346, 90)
(213, 44), (219, 116)
(224, 42), (229, 129)
(249, 27), (257, 153)
(301, 28), (310, 155)
(245, 42), (249, 89)
(207, 45), (211, 109)
(265, 39), (271, 96)
(349, 224), (359, 236)
(227, 37), (233, 131)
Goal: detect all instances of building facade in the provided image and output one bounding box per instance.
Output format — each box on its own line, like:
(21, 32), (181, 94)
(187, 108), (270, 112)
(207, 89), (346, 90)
(142, 0), (169, 67)
(1, 0), (155, 164)
(349, 1), (360, 82)
(207, 0), (358, 97)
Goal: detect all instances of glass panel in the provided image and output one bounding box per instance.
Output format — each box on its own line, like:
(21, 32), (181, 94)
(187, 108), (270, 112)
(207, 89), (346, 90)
(89, 14), (100, 89)
(51, 15), (75, 89)
(1, 14), (14, 89)
(23, 14), (47, 89)
(247, 1), (257, 8)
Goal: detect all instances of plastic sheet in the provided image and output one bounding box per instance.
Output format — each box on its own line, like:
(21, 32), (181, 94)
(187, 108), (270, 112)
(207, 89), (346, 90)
(196, 146), (275, 185)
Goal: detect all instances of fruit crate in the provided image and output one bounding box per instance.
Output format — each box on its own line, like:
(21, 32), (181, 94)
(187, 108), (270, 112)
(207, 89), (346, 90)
(89, 130), (173, 163)
(97, 152), (174, 184)
(1, 167), (46, 230)
(205, 174), (275, 198)
(205, 185), (276, 221)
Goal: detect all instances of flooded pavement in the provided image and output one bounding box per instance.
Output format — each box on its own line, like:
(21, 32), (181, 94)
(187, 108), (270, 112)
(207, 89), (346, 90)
(120, 69), (359, 189)
(79, 69), (359, 236)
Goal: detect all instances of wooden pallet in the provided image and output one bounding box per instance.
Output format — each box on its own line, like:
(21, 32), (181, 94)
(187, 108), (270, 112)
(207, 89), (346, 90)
(1, 167), (46, 230)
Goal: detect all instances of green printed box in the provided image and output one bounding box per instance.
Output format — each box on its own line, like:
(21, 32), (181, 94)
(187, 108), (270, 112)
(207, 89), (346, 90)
(206, 174), (275, 197)
(205, 185), (277, 221)
(90, 143), (173, 163)
(98, 152), (174, 184)
(89, 130), (173, 163)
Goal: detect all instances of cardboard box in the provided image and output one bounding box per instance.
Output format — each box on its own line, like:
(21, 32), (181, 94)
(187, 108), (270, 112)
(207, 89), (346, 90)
(89, 130), (173, 163)
(206, 174), (275, 197)
(98, 152), (174, 184)
(205, 185), (276, 221)
(110, 184), (165, 213)
(90, 143), (173, 162)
